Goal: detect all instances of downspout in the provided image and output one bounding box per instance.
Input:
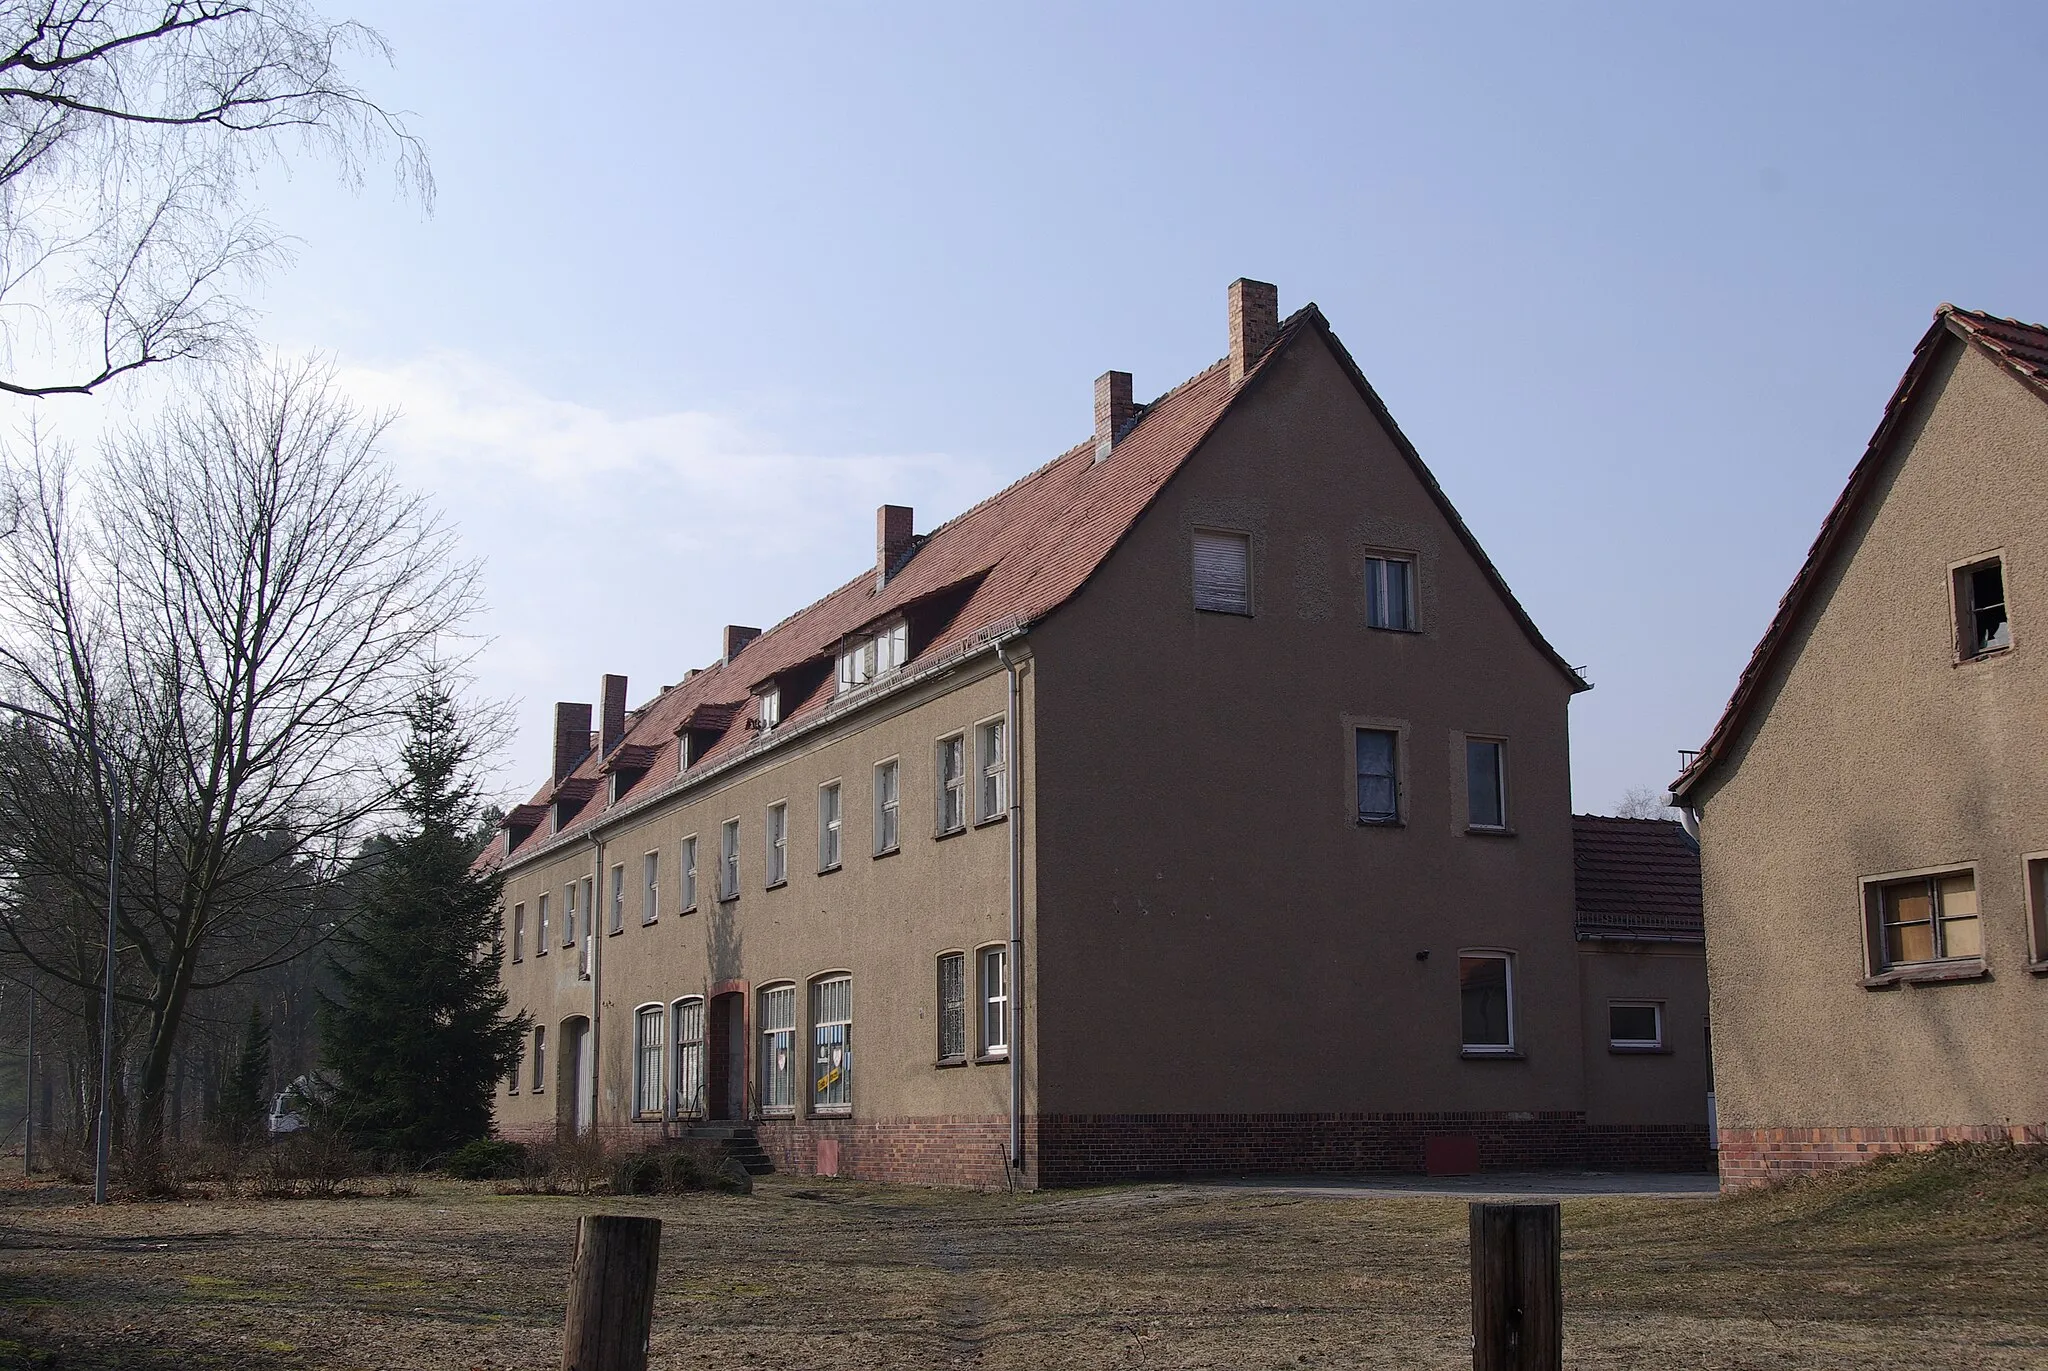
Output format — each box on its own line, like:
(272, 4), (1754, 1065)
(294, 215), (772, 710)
(588, 833), (604, 1135)
(996, 643), (1025, 1174)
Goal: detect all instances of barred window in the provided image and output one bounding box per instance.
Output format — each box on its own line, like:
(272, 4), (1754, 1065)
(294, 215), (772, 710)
(634, 1005), (664, 1116)
(760, 985), (796, 1114)
(672, 998), (705, 1117)
(937, 952), (966, 1063)
(811, 975), (853, 1113)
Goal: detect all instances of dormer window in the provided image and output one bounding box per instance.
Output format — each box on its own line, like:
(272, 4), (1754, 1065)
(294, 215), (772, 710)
(758, 687), (781, 731)
(836, 620), (909, 695)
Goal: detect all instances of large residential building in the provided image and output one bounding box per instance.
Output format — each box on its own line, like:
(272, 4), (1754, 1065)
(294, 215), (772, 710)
(489, 280), (1709, 1186)
(1671, 305), (2048, 1189)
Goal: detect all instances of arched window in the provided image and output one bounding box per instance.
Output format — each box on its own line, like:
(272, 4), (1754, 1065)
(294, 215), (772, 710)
(672, 997), (705, 1117)
(759, 984), (797, 1115)
(810, 974), (853, 1113)
(633, 1004), (665, 1116)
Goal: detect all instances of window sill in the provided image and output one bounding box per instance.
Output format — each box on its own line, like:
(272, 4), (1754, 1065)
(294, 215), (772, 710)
(933, 825), (966, 842)
(1862, 959), (1989, 988)
(1465, 826), (1516, 838)
(1955, 646), (2014, 666)
(935, 1056), (968, 1070)
(607, 927), (625, 937)
(1194, 606), (1254, 617)
(718, 894), (738, 905)
(817, 863), (842, 876)
(2029, 958), (2048, 977)
(759, 1109), (796, 1120)
(1461, 1048), (1524, 1060)
(873, 845), (901, 860)
(1357, 816), (1403, 828)
(1365, 623), (1421, 634)
(764, 879), (787, 891)
(811, 1107), (853, 1118)
(974, 813), (1008, 829)
(640, 918), (657, 928)
(681, 905), (698, 915)
(974, 1052), (1010, 1065)
(1608, 1044), (1671, 1055)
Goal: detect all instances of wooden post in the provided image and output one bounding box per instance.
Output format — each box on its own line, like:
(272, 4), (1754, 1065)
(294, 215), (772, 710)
(1469, 1201), (1561, 1371)
(561, 1214), (662, 1371)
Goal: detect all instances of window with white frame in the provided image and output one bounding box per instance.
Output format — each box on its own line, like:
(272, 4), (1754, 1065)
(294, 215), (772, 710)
(536, 893), (550, 955)
(758, 686), (781, 730)
(672, 998), (705, 1116)
(681, 835), (698, 911)
(976, 719), (1006, 822)
(563, 882), (578, 947)
(1459, 952), (1515, 1054)
(759, 984), (796, 1114)
(1365, 554), (1415, 631)
(936, 952), (966, 1063)
(819, 781), (842, 870)
(1192, 529), (1252, 614)
(1466, 738), (1507, 830)
(511, 903), (525, 962)
(1355, 728), (1399, 824)
(634, 1004), (665, 1116)
(609, 864), (625, 934)
(811, 974), (853, 1112)
(875, 759), (900, 853)
(531, 1025), (547, 1092)
(978, 946), (1008, 1058)
(579, 877), (593, 975)
(642, 852), (659, 924)
(719, 819), (740, 901)
(836, 620), (910, 695)
(937, 734), (965, 834)
(1608, 1001), (1664, 1050)
(766, 802), (788, 886)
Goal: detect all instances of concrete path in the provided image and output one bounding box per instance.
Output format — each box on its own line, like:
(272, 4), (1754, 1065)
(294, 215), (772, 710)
(1194, 1170), (1720, 1200)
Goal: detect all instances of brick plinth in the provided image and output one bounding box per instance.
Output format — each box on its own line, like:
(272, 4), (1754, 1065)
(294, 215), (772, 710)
(1716, 1123), (2048, 1191)
(755, 1114), (1027, 1189)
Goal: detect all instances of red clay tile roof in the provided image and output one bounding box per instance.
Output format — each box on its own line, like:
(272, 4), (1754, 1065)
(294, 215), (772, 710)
(498, 304), (1588, 867)
(1572, 815), (1703, 943)
(1671, 306), (2048, 801)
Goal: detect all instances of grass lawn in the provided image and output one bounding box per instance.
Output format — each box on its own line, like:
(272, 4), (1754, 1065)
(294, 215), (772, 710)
(0, 1144), (2041, 1369)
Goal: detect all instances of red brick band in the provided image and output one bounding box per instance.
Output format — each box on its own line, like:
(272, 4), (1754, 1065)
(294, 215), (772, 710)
(1716, 1123), (2048, 1191)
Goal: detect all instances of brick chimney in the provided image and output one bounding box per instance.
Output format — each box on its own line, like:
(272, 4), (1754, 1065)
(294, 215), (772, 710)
(876, 504), (914, 590)
(1094, 371), (1135, 462)
(1228, 278), (1280, 384)
(723, 625), (760, 663)
(599, 674), (627, 756)
(553, 701), (592, 783)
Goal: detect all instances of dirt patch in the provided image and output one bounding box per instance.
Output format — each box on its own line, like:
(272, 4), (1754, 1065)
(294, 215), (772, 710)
(0, 1148), (2040, 1369)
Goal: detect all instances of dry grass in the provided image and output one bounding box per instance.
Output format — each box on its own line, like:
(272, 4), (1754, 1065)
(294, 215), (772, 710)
(0, 1145), (2041, 1369)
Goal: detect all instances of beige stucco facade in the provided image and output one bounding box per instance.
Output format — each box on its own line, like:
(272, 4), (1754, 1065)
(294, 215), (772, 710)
(1680, 329), (2048, 1185)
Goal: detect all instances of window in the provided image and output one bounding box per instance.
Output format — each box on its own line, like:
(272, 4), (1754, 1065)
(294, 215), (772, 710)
(1365, 555), (1415, 631)
(978, 946), (1009, 1058)
(976, 719), (1006, 822)
(609, 864), (625, 934)
(563, 882), (579, 947)
(819, 782), (842, 870)
(937, 734), (965, 834)
(531, 1025), (547, 1092)
(642, 852), (659, 924)
(1460, 952), (1515, 1054)
(875, 759), (900, 853)
(1355, 728), (1399, 824)
(836, 620), (910, 694)
(719, 819), (739, 901)
(634, 1005), (664, 1116)
(758, 686), (781, 730)
(1868, 870), (1981, 971)
(766, 802), (788, 886)
(511, 903), (525, 962)
(507, 1059), (518, 1096)
(936, 952), (966, 1062)
(1466, 738), (1507, 830)
(759, 985), (796, 1114)
(536, 894), (550, 955)
(1955, 557), (2011, 658)
(811, 975), (853, 1112)
(2028, 857), (2048, 967)
(1609, 1001), (1664, 1050)
(681, 835), (698, 911)
(673, 998), (705, 1117)
(1192, 529), (1251, 614)
(579, 877), (593, 974)
(878, 621), (908, 673)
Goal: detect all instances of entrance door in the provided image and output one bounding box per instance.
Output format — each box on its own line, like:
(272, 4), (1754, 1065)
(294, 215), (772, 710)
(560, 1017), (591, 1134)
(705, 992), (746, 1120)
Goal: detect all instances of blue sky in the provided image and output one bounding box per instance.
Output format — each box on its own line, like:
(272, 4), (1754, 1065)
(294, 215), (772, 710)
(72, 3), (2048, 805)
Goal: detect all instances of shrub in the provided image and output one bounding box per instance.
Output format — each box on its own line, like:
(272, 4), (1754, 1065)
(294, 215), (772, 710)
(612, 1141), (749, 1196)
(443, 1139), (526, 1181)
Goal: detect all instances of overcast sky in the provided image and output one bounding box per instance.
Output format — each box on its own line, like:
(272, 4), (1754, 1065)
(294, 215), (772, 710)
(20, 3), (2048, 810)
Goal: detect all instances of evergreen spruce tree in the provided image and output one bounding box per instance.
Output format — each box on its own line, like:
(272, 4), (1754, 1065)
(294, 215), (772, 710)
(214, 1000), (271, 1147)
(319, 679), (528, 1158)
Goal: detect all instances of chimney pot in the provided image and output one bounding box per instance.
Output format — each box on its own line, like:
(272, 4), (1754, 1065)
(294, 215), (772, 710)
(1228, 278), (1280, 384)
(1094, 371), (1135, 462)
(876, 505), (915, 590)
(599, 674), (628, 756)
(722, 625), (760, 664)
(552, 701), (593, 784)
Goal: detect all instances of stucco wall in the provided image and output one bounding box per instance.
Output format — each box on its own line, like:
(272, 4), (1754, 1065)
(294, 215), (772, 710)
(493, 656), (1035, 1155)
(1693, 338), (2048, 1136)
(1575, 944), (1711, 1127)
(1029, 330), (1621, 1118)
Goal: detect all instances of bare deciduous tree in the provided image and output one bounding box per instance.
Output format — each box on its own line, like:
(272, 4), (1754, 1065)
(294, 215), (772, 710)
(0, 354), (477, 1182)
(1614, 785), (1676, 820)
(0, 1), (430, 397)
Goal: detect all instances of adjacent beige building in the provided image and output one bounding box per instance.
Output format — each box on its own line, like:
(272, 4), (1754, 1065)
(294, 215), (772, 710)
(1672, 305), (2048, 1188)
(490, 280), (1711, 1186)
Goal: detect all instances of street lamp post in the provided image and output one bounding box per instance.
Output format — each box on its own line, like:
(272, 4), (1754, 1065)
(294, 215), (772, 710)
(0, 701), (119, 1204)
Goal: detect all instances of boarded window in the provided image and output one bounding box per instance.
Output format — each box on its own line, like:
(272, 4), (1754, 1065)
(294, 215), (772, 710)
(1192, 530), (1251, 614)
(1871, 871), (1980, 969)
